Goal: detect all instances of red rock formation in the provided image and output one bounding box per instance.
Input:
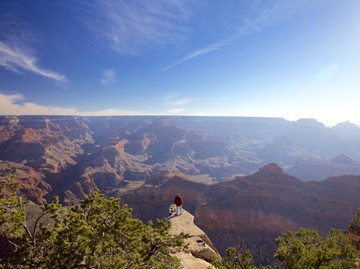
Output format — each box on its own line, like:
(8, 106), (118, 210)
(122, 165), (360, 258)
(0, 116), (94, 202)
(1, 114), (360, 259)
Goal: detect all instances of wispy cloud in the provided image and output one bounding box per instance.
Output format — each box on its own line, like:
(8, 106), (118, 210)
(83, 0), (191, 55)
(0, 93), (76, 115)
(100, 69), (117, 86)
(163, 42), (227, 71)
(162, 94), (192, 115)
(0, 41), (67, 82)
(164, 0), (314, 70)
(165, 107), (186, 114)
(0, 92), (195, 116)
(163, 95), (191, 107)
(0, 93), (145, 116)
(80, 108), (146, 116)
(314, 64), (339, 81)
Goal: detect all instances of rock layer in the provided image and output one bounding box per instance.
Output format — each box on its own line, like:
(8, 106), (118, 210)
(123, 165), (360, 257)
(2, 115), (360, 205)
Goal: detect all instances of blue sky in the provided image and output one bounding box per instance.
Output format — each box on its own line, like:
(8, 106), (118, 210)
(0, 0), (360, 126)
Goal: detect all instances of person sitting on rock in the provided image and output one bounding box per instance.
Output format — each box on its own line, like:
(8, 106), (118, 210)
(173, 193), (183, 216)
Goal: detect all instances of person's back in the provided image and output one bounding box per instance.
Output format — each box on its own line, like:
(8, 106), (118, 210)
(173, 193), (183, 215)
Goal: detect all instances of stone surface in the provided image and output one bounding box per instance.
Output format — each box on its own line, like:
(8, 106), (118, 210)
(168, 209), (218, 268)
(172, 252), (215, 269)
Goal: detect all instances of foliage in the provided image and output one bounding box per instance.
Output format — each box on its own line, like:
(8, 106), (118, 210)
(0, 175), (26, 238)
(274, 228), (359, 269)
(0, 176), (187, 269)
(2, 176), (359, 269)
(211, 242), (271, 269)
(212, 229), (359, 269)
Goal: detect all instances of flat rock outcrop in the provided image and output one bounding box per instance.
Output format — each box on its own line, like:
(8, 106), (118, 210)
(168, 209), (219, 269)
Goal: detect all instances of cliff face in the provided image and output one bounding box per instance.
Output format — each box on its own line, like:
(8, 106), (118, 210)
(0, 116), (94, 202)
(289, 155), (360, 180)
(168, 209), (218, 269)
(123, 164), (360, 257)
(2, 115), (360, 205)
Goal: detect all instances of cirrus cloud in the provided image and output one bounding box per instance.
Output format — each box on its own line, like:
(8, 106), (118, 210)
(0, 41), (67, 82)
(82, 0), (191, 55)
(162, 94), (192, 115)
(164, 0), (315, 70)
(100, 69), (117, 86)
(314, 64), (339, 81)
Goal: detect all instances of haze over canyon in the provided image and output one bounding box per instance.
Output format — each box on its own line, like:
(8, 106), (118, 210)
(1, 115), (360, 257)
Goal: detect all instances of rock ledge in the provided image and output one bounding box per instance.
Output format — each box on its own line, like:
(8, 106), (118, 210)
(168, 209), (219, 269)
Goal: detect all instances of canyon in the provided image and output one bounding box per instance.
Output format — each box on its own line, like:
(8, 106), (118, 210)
(1, 116), (360, 203)
(122, 163), (360, 257)
(1, 115), (360, 258)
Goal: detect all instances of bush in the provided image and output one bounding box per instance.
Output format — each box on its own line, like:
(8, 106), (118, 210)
(274, 228), (359, 269)
(212, 228), (359, 269)
(0, 176), (187, 268)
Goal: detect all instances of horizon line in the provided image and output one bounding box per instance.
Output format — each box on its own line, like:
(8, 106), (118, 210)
(0, 114), (357, 127)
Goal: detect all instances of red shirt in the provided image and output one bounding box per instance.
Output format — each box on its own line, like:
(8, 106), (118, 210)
(174, 196), (183, 206)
